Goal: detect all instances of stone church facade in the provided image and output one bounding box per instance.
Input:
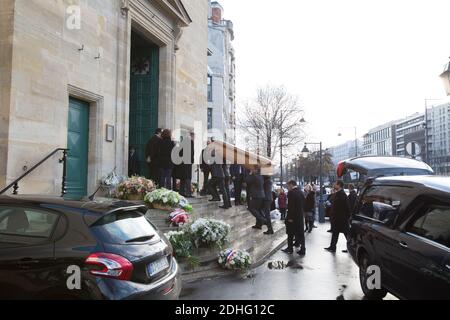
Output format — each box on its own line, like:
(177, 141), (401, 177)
(0, 0), (208, 197)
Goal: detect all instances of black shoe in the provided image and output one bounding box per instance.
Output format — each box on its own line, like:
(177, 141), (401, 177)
(342, 250), (348, 253)
(297, 249), (306, 256)
(252, 225), (262, 230)
(209, 198), (220, 202)
(264, 230), (274, 235)
(281, 248), (293, 254)
(312, 225), (318, 228)
(219, 205), (231, 209)
(327, 229), (332, 233)
(324, 247), (336, 253)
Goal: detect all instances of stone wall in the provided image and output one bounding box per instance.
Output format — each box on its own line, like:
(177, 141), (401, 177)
(175, 0), (209, 142)
(0, 0), (15, 190)
(1, 0), (209, 195)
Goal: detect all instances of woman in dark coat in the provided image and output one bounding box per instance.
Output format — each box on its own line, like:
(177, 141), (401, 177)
(281, 180), (306, 255)
(303, 184), (316, 233)
(157, 129), (175, 190)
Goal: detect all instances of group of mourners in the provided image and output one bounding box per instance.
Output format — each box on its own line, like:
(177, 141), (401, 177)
(131, 128), (195, 198)
(139, 129), (357, 256)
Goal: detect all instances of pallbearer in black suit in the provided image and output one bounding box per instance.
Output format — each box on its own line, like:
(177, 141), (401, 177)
(230, 164), (244, 206)
(245, 167), (267, 229)
(262, 175), (274, 235)
(282, 180), (306, 256)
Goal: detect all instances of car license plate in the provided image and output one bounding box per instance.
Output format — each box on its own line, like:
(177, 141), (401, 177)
(147, 258), (169, 277)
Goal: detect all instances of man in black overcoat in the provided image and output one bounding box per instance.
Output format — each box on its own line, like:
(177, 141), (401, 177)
(325, 180), (351, 253)
(244, 167), (267, 229)
(282, 180), (306, 256)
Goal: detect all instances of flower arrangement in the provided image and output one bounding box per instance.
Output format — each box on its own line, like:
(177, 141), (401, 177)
(188, 218), (231, 248)
(116, 176), (155, 200)
(218, 249), (252, 271)
(165, 230), (199, 269)
(144, 188), (193, 213)
(169, 208), (190, 227)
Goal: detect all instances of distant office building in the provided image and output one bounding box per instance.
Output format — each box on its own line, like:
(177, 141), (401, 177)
(395, 113), (426, 160)
(329, 140), (363, 165)
(426, 102), (450, 175)
(207, 1), (236, 143)
(362, 121), (396, 156)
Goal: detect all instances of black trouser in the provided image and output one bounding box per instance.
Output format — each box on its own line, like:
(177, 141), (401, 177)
(209, 177), (231, 207)
(233, 176), (243, 205)
(329, 231), (349, 250)
(200, 169), (210, 195)
(279, 208), (287, 220)
(224, 176), (232, 207)
(148, 163), (160, 186)
(287, 232), (305, 251)
(249, 198), (266, 226)
(294, 229), (305, 249)
(263, 200), (273, 232)
(305, 211), (314, 232)
(180, 178), (192, 197)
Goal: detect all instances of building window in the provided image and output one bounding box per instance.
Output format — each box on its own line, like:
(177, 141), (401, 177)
(207, 108), (213, 130)
(207, 75), (213, 102)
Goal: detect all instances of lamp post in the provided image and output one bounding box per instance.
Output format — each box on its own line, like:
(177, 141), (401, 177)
(301, 142), (325, 223)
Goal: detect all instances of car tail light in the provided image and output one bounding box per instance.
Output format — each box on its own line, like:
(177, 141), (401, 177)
(85, 253), (133, 281)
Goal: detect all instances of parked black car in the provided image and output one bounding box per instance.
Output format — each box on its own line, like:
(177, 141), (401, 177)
(348, 175), (450, 300)
(0, 195), (181, 300)
(337, 156), (434, 187)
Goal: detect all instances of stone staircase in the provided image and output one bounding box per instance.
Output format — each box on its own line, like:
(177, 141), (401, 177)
(145, 197), (287, 281)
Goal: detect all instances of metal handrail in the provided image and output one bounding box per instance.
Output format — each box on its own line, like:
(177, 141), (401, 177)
(0, 148), (69, 196)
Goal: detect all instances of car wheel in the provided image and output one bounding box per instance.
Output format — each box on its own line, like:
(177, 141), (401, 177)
(359, 252), (387, 300)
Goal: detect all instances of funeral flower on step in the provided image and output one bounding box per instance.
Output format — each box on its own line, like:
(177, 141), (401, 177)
(218, 249), (252, 271)
(189, 218), (231, 248)
(145, 188), (193, 213)
(164, 230), (199, 269)
(169, 208), (190, 227)
(116, 176), (155, 200)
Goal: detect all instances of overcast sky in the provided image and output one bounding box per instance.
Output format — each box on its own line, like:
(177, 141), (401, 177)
(219, 0), (450, 152)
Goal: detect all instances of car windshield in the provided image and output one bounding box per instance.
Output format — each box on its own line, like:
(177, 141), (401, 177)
(90, 210), (160, 245)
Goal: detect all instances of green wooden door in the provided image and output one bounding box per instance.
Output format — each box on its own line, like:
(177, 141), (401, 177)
(129, 42), (159, 178)
(66, 98), (89, 200)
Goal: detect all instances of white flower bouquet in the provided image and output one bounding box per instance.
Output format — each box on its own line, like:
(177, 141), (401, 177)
(144, 188), (193, 213)
(188, 218), (231, 248)
(116, 176), (155, 200)
(218, 249), (252, 271)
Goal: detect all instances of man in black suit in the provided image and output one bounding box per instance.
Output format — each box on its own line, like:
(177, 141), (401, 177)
(180, 132), (195, 198)
(262, 175), (274, 235)
(230, 164), (244, 205)
(325, 180), (351, 253)
(199, 141), (211, 196)
(145, 128), (163, 185)
(282, 180), (306, 256)
(208, 153), (231, 209)
(245, 167), (267, 229)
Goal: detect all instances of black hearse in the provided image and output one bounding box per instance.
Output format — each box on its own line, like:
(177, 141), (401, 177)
(348, 175), (450, 300)
(337, 156), (434, 187)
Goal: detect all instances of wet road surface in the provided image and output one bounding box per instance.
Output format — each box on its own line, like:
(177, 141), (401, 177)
(180, 222), (398, 300)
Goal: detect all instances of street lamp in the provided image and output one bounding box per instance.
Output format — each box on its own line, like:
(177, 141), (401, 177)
(301, 142), (325, 223)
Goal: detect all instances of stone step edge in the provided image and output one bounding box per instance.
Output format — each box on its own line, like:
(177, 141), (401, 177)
(180, 234), (287, 283)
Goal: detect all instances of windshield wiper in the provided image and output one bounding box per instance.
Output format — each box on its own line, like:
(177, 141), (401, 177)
(125, 235), (155, 243)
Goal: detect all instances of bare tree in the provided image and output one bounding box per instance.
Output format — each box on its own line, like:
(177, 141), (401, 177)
(239, 85), (306, 160)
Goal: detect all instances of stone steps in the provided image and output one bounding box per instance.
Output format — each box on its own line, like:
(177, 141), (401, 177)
(144, 197), (287, 280)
